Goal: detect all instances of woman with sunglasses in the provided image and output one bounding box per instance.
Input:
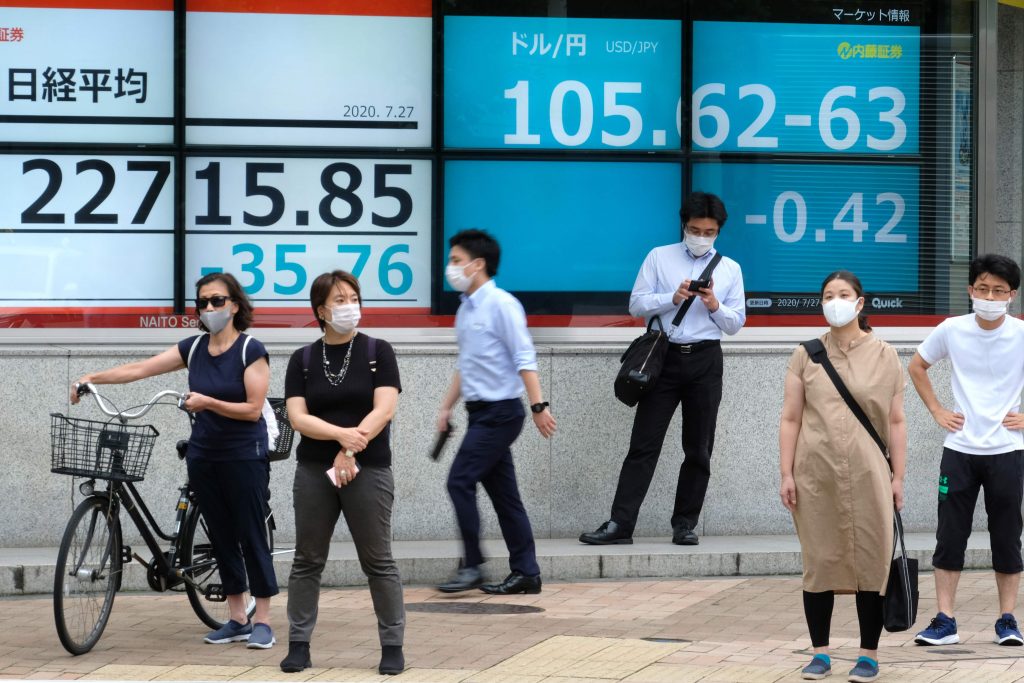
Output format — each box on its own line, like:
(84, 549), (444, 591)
(71, 272), (279, 649)
(278, 270), (405, 675)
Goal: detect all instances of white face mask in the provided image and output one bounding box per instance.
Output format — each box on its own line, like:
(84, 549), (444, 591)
(200, 307), (233, 335)
(445, 262), (475, 292)
(822, 297), (861, 328)
(684, 233), (716, 257)
(972, 297), (1011, 321)
(326, 303), (361, 334)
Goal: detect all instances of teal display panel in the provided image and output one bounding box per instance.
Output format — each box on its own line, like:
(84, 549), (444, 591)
(444, 16), (682, 150)
(693, 162), (922, 314)
(692, 21), (920, 154)
(441, 160), (683, 313)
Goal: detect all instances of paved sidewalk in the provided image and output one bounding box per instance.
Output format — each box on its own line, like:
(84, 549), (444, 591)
(3, 570), (1024, 682)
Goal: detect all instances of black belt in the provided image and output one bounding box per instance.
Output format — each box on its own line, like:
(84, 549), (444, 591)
(667, 340), (720, 354)
(464, 398), (519, 413)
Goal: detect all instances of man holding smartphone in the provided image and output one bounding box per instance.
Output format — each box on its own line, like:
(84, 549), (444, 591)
(581, 192), (746, 546)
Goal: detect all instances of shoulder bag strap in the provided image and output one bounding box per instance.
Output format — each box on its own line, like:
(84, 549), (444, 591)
(366, 334), (378, 373)
(671, 251), (724, 327)
(800, 338), (889, 464)
(301, 342), (314, 380)
(241, 333), (251, 366)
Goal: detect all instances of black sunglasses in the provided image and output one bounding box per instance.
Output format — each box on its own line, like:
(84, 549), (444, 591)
(195, 296), (232, 310)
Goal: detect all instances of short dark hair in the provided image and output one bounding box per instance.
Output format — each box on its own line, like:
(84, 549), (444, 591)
(195, 272), (253, 332)
(680, 192), (728, 229)
(969, 254), (1021, 290)
(449, 229), (500, 277)
(309, 270), (362, 331)
(820, 270), (871, 331)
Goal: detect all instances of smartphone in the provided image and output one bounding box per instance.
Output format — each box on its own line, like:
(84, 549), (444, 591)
(688, 278), (711, 292)
(326, 463), (359, 486)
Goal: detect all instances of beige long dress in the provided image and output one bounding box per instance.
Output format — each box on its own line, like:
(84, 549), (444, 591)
(788, 332), (900, 594)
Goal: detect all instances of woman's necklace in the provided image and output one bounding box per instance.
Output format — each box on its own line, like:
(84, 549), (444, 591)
(322, 332), (356, 387)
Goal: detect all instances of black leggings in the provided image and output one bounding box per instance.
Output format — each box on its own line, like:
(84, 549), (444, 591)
(803, 590), (884, 650)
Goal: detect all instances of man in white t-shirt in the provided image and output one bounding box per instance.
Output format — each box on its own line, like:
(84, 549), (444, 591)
(909, 254), (1024, 647)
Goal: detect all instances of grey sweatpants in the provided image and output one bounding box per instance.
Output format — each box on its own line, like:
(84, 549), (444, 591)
(286, 460), (405, 646)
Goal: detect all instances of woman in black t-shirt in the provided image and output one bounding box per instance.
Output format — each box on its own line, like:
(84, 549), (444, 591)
(279, 270), (405, 676)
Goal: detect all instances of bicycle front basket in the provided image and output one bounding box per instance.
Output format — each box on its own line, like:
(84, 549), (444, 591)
(268, 398), (294, 462)
(50, 413), (159, 482)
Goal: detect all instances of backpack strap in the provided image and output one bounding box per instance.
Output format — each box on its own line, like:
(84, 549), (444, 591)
(241, 333), (251, 366)
(302, 342), (314, 380)
(366, 335), (377, 373)
(186, 334), (204, 369)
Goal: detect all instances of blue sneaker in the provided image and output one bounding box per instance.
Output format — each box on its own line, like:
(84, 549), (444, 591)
(204, 619), (252, 644)
(246, 622), (276, 649)
(914, 612), (959, 645)
(847, 656), (879, 682)
(995, 613), (1024, 645)
(801, 654), (831, 679)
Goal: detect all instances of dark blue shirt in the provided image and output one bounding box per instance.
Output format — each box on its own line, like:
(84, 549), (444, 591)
(177, 333), (269, 461)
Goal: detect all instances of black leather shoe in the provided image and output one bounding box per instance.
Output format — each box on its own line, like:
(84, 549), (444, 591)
(672, 526), (699, 545)
(481, 571), (542, 595)
(437, 565), (483, 593)
(378, 645), (405, 675)
(579, 520), (633, 545)
(280, 641), (311, 673)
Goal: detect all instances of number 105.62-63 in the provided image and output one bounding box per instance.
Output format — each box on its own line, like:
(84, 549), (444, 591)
(202, 243), (413, 297)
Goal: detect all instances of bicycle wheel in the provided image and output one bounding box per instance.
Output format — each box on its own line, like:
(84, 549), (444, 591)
(53, 495), (122, 655)
(182, 508), (274, 630)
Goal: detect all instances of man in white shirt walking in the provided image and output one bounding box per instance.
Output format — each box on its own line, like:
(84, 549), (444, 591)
(910, 253), (1024, 647)
(580, 192), (746, 546)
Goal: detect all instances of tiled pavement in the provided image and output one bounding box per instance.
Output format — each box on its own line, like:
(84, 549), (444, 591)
(4, 571), (1024, 682)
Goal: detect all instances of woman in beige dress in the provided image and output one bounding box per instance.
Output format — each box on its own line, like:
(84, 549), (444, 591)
(779, 271), (907, 683)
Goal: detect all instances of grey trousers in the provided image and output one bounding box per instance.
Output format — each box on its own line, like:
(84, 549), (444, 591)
(287, 460), (405, 646)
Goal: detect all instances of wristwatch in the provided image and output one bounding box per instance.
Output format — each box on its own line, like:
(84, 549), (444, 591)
(530, 401), (549, 414)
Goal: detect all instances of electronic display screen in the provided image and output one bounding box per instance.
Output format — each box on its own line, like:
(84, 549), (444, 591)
(445, 16), (682, 150)
(0, 1), (173, 144)
(693, 162), (921, 314)
(691, 21), (919, 154)
(442, 160), (682, 313)
(0, 153), (174, 307)
(184, 156), (431, 308)
(185, 0), (432, 147)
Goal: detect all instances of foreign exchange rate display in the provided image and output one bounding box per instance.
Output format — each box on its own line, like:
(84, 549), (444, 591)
(692, 22), (919, 153)
(185, 157), (431, 308)
(0, 1), (173, 144)
(0, 154), (174, 307)
(445, 16), (681, 150)
(185, 0), (432, 147)
(444, 160), (682, 313)
(693, 163), (920, 314)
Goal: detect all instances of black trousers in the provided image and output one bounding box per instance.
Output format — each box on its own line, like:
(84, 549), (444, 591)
(446, 398), (539, 576)
(933, 447), (1024, 574)
(187, 458), (279, 598)
(611, 343), (723, 532)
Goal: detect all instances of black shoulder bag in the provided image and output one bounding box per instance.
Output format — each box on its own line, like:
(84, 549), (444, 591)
(801, 338), (918, 633)
(614, 252), (723, 407)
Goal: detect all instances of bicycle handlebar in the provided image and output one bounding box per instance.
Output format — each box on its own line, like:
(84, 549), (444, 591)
(76, 382), (186, 422)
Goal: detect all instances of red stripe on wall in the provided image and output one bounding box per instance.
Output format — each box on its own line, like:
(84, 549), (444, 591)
(185, 0), (430, 17)
(1, 1), (172, 10)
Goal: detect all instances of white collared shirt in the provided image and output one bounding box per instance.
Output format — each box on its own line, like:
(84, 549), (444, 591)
(629, 244), (746, 343)
(456, 280), (539, 401)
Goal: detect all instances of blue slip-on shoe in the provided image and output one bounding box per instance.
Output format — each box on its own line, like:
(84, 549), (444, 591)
(914, 612), (959, 645)
(801, 654), (832, 679)
(204, 619), (252, 644)
(847, 656), (879, 682)
(246, 622), (276, 649)
(995, 613), (1024, 645)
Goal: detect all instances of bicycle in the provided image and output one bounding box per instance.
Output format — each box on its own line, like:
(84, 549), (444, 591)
(50, 383), (291, 655)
